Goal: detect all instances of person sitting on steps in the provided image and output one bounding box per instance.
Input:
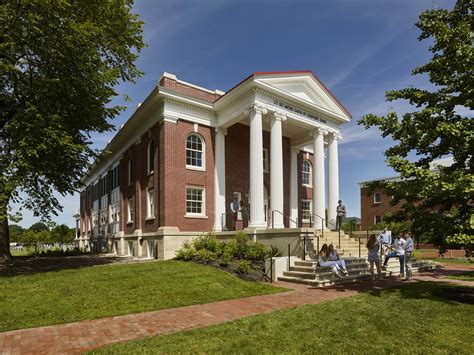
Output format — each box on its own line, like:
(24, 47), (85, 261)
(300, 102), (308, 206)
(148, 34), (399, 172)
(318, 244), (343, 278)
(328, 244), (348, 275)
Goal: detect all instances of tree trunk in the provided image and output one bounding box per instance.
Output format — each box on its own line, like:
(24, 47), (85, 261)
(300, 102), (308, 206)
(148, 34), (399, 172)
(0, 216), (12, 261)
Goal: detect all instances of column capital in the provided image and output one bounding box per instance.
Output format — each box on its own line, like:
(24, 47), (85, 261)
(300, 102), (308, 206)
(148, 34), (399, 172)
(215, 127), (228, 136)
(329, 131), (342, 140)
(313, 127), (328, 137)
(272, 111), (287, 122)
(247, 103), (268, 115)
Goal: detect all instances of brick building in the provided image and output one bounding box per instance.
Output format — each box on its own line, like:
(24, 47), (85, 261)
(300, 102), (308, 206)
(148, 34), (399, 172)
(79, 71), (351, 258)
(359, 157), (454, 230)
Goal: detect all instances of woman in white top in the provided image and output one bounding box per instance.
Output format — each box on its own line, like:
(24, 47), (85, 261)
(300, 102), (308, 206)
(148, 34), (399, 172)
(382, 235), (406, 276)
(328, 244), (348, 275)
(318, 244), (342, 278)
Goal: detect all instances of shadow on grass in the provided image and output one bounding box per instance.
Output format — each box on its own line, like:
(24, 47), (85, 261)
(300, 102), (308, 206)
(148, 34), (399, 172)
(0, 255), (131, 277)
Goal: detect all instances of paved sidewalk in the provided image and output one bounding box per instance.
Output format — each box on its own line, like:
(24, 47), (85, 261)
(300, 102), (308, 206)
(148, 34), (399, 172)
(0, 264), (472, 355)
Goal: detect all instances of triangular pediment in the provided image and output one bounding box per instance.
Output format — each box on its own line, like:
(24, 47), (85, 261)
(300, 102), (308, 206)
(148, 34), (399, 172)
(254, 72), (351, 120)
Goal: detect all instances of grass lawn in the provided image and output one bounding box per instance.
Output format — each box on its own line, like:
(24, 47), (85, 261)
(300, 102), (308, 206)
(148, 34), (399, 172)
(426, 258), (473, 265)
(91, 282), (474, 354)
(445, 270), (474, 281)
(0, 260), (286, 332)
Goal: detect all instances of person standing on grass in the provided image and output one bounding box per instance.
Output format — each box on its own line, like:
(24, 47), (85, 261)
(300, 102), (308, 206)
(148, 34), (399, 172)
(366, 234), (382, 281)
(335, 200), (346, 230)
(382, 234), (406, 277)
(403, 232), (414, 281)
(230, 197), (239, 231)
(318, 244), (342, 278)
(379, 227), (392, 257)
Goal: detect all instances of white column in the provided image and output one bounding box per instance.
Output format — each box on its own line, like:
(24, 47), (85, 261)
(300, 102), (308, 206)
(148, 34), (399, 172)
(290, 147), (299, 228)
(270, 111), (286, 229)
(248, 104), (267, 228)
(313, 128), (327, 229)
(213, 127), (227, 231)
(327, 132), (341, 229)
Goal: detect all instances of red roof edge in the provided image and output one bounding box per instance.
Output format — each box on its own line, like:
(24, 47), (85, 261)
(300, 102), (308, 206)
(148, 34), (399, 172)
(215, 70), (352, 119)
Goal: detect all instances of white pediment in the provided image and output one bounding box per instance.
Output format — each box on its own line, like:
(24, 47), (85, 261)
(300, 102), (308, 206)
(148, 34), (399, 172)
(255, 74), (350, 120)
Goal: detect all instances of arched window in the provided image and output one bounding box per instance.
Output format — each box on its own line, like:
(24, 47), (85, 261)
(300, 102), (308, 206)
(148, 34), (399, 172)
(301, 160), (312, 186)
(147, 140), (155, 174)
(186, 134), (205, 169)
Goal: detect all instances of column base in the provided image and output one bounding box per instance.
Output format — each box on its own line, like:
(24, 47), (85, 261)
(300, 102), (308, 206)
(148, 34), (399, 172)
(272, 223), (285, 229)
(246, 222), (267, 229)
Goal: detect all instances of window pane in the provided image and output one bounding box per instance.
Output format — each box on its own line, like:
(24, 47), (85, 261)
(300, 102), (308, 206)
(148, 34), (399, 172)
(186, 135), (203, 167)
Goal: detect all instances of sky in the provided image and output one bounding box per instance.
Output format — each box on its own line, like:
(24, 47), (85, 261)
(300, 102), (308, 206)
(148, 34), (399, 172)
(15, 0), (457, 228)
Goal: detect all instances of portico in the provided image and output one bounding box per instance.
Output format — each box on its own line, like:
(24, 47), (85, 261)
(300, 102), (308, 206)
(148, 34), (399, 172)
(212, 71), (351, 231)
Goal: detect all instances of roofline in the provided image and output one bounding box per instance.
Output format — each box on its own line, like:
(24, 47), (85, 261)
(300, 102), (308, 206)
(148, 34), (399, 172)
(215, 70), (352, 118)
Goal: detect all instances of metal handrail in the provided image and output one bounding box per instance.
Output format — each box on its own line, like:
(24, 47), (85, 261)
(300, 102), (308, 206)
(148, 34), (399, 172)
(271, 210), (300, 229)
(264, 250), (281, 283)
(310, 213), (341, 249)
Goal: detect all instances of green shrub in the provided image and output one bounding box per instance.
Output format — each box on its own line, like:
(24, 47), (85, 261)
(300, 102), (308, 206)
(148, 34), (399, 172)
(237, 260), (251, 274)
(196, 249), (217, 263)
(175, 242), (196, 261)
(245, 242), (267, 261)
(234, 231), (249, 258)
(268, 245), (282, 257)
(219, 253), (232, 267)
(412, 249), (422, 259)
(193, 233), (220, 252)
(223, 240), (240, 258)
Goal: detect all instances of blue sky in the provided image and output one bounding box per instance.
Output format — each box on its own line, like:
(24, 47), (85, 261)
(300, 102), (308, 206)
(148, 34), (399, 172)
(16, 0), (456, 227)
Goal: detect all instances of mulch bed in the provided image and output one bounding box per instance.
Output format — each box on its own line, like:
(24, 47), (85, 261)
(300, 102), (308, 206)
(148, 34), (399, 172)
(192, 259), (270, 283)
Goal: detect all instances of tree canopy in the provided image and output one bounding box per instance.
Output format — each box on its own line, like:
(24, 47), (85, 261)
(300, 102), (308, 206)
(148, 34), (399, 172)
(0, 0), (145, 260)
(359, 0), (473, 252)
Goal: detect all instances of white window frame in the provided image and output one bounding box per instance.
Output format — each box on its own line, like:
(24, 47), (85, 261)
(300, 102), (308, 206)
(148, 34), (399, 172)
(301, 160), (312, 187)
(147, 140), (155, 175)
(127, 198), (134, 224)
(185, 134), (205, 171)
(374, 192), (381, 204)
(146, 189), (154, 219)
(233, 192), (242, 220)
(263, 148), (269, 173)
(301, 199), (312, 223)
(374, 215), (382, 224)
(185, 187), (206, 218)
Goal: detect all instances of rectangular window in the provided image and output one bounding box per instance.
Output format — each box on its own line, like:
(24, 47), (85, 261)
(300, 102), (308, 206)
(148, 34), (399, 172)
(186, 187), (205, 216)
(374, 192), (381, 204)
(263, 148), (269, 173)
(147, 189), (154, 219)
(127, 197), (134, 223)
(301, 200), (312, 222)
(111, 165), (119, 190)
(374, 215), (381, 224)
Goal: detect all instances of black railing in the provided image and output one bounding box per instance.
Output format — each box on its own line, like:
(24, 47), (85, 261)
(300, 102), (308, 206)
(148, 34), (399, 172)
(271, 210), (300, 229)
(309, 213), (340, 248)
(264, 249), (281, 283)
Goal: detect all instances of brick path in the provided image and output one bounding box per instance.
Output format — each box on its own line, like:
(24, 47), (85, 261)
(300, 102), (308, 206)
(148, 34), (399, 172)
(0, 263), (472, 355)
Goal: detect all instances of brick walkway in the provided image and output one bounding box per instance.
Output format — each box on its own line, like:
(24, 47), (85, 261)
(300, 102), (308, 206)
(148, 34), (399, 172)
(0, 263), (472, 355)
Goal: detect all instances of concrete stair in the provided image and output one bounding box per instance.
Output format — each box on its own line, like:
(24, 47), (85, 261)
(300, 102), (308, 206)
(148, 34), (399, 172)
(277, 257), (442, 288)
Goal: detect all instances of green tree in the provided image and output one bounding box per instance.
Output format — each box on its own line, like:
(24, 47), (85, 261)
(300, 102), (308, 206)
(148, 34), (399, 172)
(29, 222), (49, 233)
(22, 229), (50, 255)
(50, 224), (75, 244)
(0, 1), (144, 261)
(8, 224), (24, 243)
(359, 0), (473, 251)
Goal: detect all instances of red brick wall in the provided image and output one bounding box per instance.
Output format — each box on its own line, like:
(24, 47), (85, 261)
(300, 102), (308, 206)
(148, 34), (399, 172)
(224, 123), (291, 229)
(159, 77), (222, 103)
(159, 120), (215, 231)
(360, 186), (402, 229)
